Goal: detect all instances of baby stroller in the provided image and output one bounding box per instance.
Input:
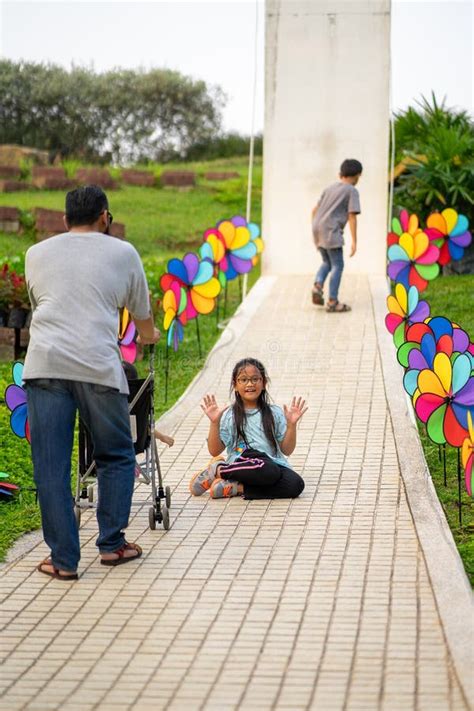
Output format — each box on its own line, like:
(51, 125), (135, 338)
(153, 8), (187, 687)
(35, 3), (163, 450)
(74, 346), (171, 530)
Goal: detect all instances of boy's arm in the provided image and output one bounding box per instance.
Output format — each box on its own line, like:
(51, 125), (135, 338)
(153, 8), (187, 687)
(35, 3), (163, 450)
(348, 213), (357, 257)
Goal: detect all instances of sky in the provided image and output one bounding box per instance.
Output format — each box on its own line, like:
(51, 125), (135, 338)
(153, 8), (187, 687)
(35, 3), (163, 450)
(0, 0), (472, 135)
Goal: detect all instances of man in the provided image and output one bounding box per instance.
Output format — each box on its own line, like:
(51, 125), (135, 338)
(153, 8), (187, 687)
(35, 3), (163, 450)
(23, 185), (160, 580)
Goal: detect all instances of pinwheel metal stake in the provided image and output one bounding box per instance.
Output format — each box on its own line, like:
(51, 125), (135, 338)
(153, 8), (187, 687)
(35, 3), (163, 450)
(223, 282), (229, 320)
(195, 317), (202, 358)
(457, 447), (463, 526)
(443, 444), (447, 486)
(165, 342), (170, 403)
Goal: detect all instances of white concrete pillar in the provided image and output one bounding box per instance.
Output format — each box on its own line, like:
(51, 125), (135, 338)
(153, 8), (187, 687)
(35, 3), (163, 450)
(263, 0), (391, 275)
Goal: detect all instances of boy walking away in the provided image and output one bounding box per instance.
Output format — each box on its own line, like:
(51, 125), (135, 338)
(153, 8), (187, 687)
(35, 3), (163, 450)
(311, 159), (362, 312)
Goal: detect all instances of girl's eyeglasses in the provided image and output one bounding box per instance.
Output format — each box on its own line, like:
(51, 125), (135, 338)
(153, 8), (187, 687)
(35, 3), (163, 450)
(236, 376), (262, 385)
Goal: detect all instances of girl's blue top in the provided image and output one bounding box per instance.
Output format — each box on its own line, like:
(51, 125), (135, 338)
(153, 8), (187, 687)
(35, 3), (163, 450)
(219, 404), (289, 467)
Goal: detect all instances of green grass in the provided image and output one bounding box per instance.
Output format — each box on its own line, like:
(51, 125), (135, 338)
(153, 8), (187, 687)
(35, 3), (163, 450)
(418, 274), (474, 585)
(0, 157), (262, 259)
(0, 156), (262, 560)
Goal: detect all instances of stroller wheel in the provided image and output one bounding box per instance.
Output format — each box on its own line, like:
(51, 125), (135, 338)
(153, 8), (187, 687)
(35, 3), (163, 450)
(148, 506), (157, 530)
(87, 485), (94, 503)
(74, 506), (81, 526)
(162, 505), (170, 531)
(165, 486), (171, 509)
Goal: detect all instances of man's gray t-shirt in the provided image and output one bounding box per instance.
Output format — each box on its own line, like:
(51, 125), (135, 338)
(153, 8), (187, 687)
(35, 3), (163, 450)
(23, 231), (150, 394)
(312, 182), (361, 249)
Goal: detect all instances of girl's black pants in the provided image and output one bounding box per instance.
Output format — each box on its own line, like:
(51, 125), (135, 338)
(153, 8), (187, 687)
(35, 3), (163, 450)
(218, 448), (304, 500)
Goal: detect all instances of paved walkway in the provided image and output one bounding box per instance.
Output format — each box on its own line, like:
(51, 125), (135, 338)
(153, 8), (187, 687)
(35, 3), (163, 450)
(0, 274), (472, 711)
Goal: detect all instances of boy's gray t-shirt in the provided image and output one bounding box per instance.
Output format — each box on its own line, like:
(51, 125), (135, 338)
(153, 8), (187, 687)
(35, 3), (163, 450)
(312, 182), (360, 249)
(23, 231), (151, 394)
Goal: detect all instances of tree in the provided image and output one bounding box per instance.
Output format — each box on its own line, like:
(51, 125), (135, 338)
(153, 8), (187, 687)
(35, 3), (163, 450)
(0, 60), (224, 163)
(393, 94), (474, 222)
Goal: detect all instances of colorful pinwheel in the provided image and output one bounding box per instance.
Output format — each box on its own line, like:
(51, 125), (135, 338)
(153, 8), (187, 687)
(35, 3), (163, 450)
(162, 280), (188, 351)
(160, 252), (221, 319)
(399, 317), (471, 395)
(413, 352), (473, 447)
(385, 283), (430, 347)
(4, 361), (30, 442)
(387, 210), (440, 291)
(213, 216), (259, 282)
(200, 229), (227, 287)
(387, 210), (419, 246)
(248, 221), (264, 266)
(462, 412), (473, 497)
(118, 308), (137, 364)
(425, 208), (472, 266)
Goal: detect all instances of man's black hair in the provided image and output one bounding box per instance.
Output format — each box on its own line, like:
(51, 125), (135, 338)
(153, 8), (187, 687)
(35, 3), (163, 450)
(65, 185), (108, 227)
(340, 159), (363, 177)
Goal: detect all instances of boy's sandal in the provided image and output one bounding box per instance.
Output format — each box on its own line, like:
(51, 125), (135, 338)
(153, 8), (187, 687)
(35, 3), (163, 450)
(326, 301), (351, 313)
(100, 541), (142, 567)
(37, 559), (78, 581)
(311, 284), (324, 306)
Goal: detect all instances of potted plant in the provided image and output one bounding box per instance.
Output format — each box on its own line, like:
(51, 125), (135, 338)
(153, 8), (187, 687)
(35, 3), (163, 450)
(0, 264), (13, 327)
(7, 270), (30, 329)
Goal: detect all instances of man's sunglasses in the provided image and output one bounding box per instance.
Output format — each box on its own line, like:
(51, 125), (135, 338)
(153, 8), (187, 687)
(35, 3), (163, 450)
(97, 209), (113, 225)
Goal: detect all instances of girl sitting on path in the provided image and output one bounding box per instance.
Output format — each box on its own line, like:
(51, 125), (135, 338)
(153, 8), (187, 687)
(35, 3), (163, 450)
(189, 358), (307, 499)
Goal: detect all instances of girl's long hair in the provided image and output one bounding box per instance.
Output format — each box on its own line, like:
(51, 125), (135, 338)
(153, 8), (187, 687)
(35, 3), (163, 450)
(230, 358), (279, 454)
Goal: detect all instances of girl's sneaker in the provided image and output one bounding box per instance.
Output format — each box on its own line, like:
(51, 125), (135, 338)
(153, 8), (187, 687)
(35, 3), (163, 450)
(189, 457), (224, 496)
(209, 478), (240, 499)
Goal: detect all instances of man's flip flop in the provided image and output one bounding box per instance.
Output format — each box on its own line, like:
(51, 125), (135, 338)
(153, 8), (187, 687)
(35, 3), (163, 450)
(37, 559), (78, 581)
(100, 541), (142, 567)
(326, 301), (351, 312)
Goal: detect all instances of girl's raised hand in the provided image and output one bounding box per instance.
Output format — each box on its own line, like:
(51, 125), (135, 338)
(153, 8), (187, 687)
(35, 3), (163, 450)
(283, 396), (308, 425)
(200, 394), (227, 423)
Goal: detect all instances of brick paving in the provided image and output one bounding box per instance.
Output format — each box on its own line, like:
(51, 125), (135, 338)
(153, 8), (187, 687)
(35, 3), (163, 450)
(0, 274), (471, 710)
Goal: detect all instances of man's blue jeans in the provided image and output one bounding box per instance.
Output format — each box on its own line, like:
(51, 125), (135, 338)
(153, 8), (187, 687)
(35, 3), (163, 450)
(315, 247), (344, 301)
(25, 379), (136, 572)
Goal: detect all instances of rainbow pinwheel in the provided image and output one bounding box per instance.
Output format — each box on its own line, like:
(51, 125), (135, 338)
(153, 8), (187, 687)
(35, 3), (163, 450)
(200, 217), (264, 287)
(213, 216), (259, 282)
(385, 283), (430, 347)
(399, 317), (472, 396)
(248, 221), (264, 266)
(118, 308), (137, 364)
(425, 208), (472, 266)
(200, 229), (227, 287)
(387, 210), (440, 291)
(4, 361), (30, 442)
(160, 252), (221, 319)
(462, 412), (473, 497)
(387, 210), (419, 246)
(413, 352), (473, 447)
(162, 280), (188, 351)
